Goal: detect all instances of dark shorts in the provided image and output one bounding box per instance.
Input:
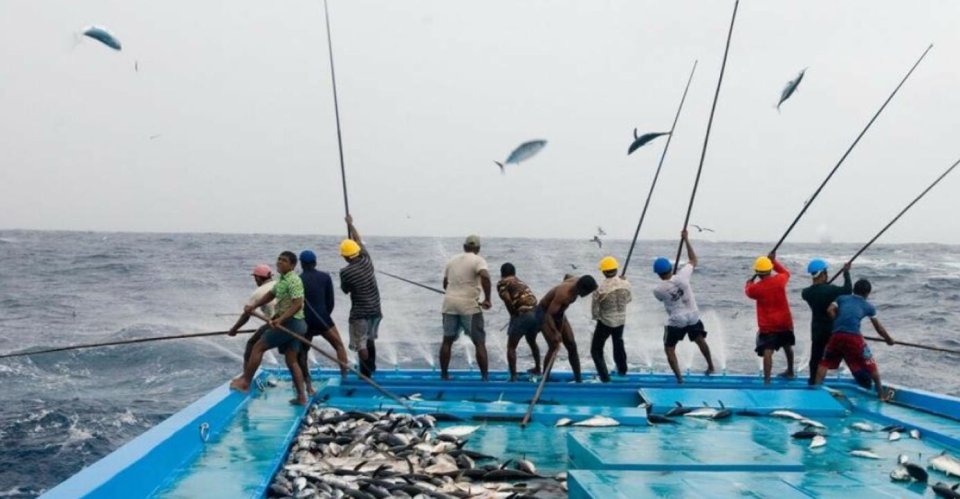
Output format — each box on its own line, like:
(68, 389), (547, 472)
(507, 310), (540, 341)
(663, 321), (707, 348)
(534, 306), (564, 330)
(442, 313), (485, 343)
(820, 332), (877, 388)
(754, 330), (796, 356)
(261, 318), (307, 354)
(348, 317), (380, 351)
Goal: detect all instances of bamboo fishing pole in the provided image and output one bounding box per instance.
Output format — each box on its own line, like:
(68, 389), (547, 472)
(770, 43), (933, 254)
(323, 0), (351, 230)
(829, 155), (960, 283)
(378, 270), (445, 294)
(621, 60), (698, 277)
(520, 350), (557, 427)
(673, 0), (739, 269)
(864, 336), (960, 356)
(248, 309), (413, 410)
(0, 329), (257, 359)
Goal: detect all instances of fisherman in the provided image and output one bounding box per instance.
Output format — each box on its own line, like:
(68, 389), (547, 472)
(440, 235), (492, 381)
(800, 259), (851, 385)
(298, 249), (348, 388)
(590, 256), (631, 382)
(538, 275), (598, 383)
(496, 263), (542, 381)
(228, 264), (276, 368)
(339, 215), (382, 378)
(812, 278), (894, 400)
(745, 253), (795, 384)
(230, 251), (309, 405)
(653, 231), (715, 383)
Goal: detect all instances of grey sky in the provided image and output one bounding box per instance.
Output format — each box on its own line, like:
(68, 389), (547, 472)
(2, 0), (960, 243)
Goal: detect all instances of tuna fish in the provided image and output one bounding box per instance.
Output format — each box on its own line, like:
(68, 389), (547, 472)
(809, 435), (827, 449)
(930, 452), (960, 477)
(777, 68), (806, 111)
(932, 482), (960, 498)
(437, 425), (480, 438)
(910, 429), (922, 439)
(889, 431), (902, 442)
(799, 418), (825, 429)
(770, 410), (805, 421)
(850, 450), (882, 460)
(495, 140), (547, 174)
(851, 421), (877, 432)
(572, 415), (620, 427)
(81, 25), (122, 51)
(627, 130), (670, 155)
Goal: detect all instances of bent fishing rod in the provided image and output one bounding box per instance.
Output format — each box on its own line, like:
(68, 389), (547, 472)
(863, 336), (960, 356)
(829, 155), (960, 283)
(673, 0), (739, 269)
(770, 43), (933, 254)
(248, 309), (413, 410)
(378, 270), (445, 294)
(621, 60), (697, 277)
(0, 329), (257, 359)
(323, 0), (351, 232)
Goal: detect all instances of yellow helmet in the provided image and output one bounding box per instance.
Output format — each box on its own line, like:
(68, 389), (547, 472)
(340, 239), (361, 258)
(599, 256), (619, 272)
(754, 256), (774, 273)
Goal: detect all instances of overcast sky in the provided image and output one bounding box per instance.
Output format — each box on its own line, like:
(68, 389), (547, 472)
(2, 0), (959, 244)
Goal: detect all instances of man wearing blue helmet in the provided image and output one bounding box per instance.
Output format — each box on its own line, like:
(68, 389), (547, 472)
(299, 249), (349, 390)
(652, 230), (715, 383)
(801, 259), (851, 385)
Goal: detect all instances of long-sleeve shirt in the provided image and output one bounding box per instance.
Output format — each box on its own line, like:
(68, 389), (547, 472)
(801, 270), (852, 337)
(301, 268), (336, 330)
(592, 276), (632, 328)
(745, 260), (793, 333)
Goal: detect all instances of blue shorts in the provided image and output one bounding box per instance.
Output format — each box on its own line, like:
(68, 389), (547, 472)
(261, 318), (307, 354)
(508, 310), (540, 341)
(442, 313), (486, 344)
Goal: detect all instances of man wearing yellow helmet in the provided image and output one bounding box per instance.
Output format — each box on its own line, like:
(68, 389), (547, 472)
(338, 215), (382, 378)
(745, 252), (795, 384)
(590, 256), (632, 382)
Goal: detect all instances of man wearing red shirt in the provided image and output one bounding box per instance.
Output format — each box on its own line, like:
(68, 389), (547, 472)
(745, 253), (795, 384)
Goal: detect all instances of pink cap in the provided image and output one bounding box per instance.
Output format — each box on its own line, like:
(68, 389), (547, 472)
(251, 264), (272, 278)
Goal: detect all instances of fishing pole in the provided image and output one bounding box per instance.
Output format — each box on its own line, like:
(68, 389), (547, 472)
(520, 351), (557, 427)
(673, 0), (739, 269)
(378, 270), (445, 294)
(621, 60), (698, 277)
(0, 329), (257, 359)
(828, 155), (960, 283)
(864, 336), (960, 356)
(770, 43), (933, 254)
(248, 309), (413, 410)
(323, 0), (351, 230)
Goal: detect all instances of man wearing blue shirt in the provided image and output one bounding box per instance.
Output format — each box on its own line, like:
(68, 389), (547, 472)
(298, 250), (348, 388)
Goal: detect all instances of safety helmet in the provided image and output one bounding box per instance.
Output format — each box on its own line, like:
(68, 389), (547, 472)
(807, 258), (828, 275)
(599, 256), (619, 272)
(754, 256), (774, 273)
(653, 257), (672, 275)
(340, 239), (361, 258)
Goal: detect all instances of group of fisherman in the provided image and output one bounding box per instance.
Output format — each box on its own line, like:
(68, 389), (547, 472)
(227, 216), (895, 404)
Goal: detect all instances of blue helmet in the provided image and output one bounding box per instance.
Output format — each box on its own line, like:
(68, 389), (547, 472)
(653, 257), (672, 275)
(807, 258), (828, 275)
(299, 250), (317, 264)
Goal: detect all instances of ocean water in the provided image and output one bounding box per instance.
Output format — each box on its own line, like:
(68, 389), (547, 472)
(1, 229), (958, 497)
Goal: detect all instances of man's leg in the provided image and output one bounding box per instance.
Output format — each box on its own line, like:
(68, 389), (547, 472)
(763, 349), (774, 384)
(808, 333), (828, 385)
(470, 314), (489, 381)
(365, 338), (377, 375)
(506, 332), (523, 381)
(590, 323), (611, 383)
(542, 331), (562, 382)
(611, 326), (627, 376)
(665, 345), (682, 384)
(297, 334), (313, 395)
(283, 347), (307, 405)
(782, 344), (796, 378)
(232, 339), (270, 392)
(242, 326), (266, 370)
(812, 364), (829, 385)
(439, 336), (455, 380)
(693, 336), (715, 375)
(560, 318), (582, 383)
(317, 325), (349, 378)
(524, 330), (542, 375)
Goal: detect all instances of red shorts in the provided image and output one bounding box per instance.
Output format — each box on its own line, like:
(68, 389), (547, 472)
(819, 332), (877, 378)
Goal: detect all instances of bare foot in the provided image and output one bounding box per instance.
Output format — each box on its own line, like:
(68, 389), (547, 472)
(777, 370), (795, 379)
(676, 377), (684, 384)
(527, 367), (542, 376)
(704, 367), (715, 376)
(229, 378), (249, 393)
(289, 397), (307, 406)
(509, 376), (517, 382)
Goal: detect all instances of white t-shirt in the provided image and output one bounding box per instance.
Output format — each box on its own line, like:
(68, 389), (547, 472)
(248, 281), (277, 318)
(652, 264), (700, 327)
(442, 252), (489, 315)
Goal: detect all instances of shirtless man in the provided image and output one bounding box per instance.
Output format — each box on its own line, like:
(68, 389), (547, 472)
(537, 275), (598, 383)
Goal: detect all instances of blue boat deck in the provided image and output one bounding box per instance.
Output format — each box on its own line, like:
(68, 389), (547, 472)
(42, 369), (960, 498)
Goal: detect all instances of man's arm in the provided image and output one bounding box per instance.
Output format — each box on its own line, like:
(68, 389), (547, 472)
(744, 278), (759, 299)
(771, 254), (789, 279)
(826, 302), (838, 320)
(682, 230), (697, 267)
(243, 290), (275, 315)
(325, 276), (335, 314)
(229, 313), (251, 336)
(870, 317), (894, 345)
(479, 269), (492, 310)
(839, 263), (852, 294)
(271, 297), (303, 328)
(591, 291), (600, 320)
(345, 215), (362, 245)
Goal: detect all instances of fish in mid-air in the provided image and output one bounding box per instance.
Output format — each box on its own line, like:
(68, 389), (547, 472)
(596, 226), (606, 236)
(777, 68), (806, 111)
(495, 139), (547, 174)
(590, 235), (603, 248)
(82, 25), (122, 51)
(627, 129), (670, 155)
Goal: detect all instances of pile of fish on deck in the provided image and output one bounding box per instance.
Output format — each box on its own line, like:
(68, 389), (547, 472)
(268, 405), (569, 499)
(647, 403), (960, 497)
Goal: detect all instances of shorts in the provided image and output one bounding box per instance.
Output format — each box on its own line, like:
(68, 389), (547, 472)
(261, 318), (307, 354)
(819, 332), (877, 388)
(507, 310), (540, 341)
(754, 330), (796, 356)
(663, 321), (708, 348)
(442, 313), (486, 344)
(348, 317), (381, 351)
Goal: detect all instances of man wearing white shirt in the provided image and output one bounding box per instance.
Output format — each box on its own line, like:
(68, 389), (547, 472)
(440, 235), (492, 381)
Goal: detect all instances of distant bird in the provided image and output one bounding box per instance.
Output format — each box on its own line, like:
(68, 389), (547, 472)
(149, 134), (161, 140)
(691, 224), (714, 233)
(777, 68), (806, 111)
(134, 61), (139, 72)
(495, 139), (547, 174)
(570, 264), (578, 270)
(81, 25), (122, 51)
(590, 236), (603, 248)
(627, 129), (670, 155)
(596, 226), (606, 236)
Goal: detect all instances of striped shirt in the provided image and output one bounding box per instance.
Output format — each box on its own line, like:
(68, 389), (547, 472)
(339, 249), (382, 320)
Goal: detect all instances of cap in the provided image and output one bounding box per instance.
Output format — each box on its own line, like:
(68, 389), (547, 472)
(251, 264), (272, 278)
(464, 234), (481, 247)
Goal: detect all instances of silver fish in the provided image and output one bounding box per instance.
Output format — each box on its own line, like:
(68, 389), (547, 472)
(799, 418), (825, 429)
(809, 435), (827, 449)
(850, 450), (881, 460)
(684, 407), (720, 418)
(627, 130), (670, 155)
(572, 415), (620, 427)
(517, 458), (537, 475)
(770, 410), (805, 421)
(889, 431), (902, 442)
(777, 68), (806, 111)
(910, 429), (921, 439)
(555, 418), (573, 427)
(437, 425), (479, 438)
(890, 465), (911, 482)
(82, 25), (122, 51)
(930, 452), (960, 477)
(495, 140), (547, 174)
(851, 422), (877, 432)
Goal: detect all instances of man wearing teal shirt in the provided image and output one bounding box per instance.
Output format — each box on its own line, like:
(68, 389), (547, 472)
(230, 251), (309, 405)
